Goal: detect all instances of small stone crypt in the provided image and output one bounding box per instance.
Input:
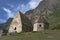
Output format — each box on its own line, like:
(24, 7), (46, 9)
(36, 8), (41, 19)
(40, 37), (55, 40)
(8, 11), (33, 34)
(31, 15), (49, 31)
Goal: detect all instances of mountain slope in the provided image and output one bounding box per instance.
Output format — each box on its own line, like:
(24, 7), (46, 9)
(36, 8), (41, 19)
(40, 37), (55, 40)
(25, 0), (60, 17)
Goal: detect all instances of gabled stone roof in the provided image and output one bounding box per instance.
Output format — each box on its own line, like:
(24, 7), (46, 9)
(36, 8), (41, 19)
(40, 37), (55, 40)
(31, 15), (48, 24)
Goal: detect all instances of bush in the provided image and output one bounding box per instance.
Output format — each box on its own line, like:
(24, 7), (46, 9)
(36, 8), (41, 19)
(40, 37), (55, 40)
(51, 24), (60, 30)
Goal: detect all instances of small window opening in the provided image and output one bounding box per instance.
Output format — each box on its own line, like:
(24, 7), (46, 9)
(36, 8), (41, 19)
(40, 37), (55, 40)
(39, 25), (42, 27)
(14, 27), (16, 30)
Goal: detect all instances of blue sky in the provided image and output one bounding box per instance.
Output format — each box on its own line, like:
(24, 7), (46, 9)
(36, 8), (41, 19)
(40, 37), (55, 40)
(0, 0), (42, 23)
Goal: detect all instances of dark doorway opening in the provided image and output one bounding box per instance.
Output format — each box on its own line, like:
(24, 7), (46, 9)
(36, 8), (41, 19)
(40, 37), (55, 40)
(39, 24), (42, 27)
(14, 27), (16, 30)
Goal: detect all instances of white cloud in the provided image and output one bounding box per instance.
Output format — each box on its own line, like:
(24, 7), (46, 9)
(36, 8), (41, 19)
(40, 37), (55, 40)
(0, 19), (6, 23)
(14, 0), (42, 13)
(7, 4), (14, 8)
(28, 0), (42, 9)
(3, 8), (14, 18)
(20, 4), (30, 13)
(20, 0), (42, 13)
(14, 4), (30, 13)
(2, 0), (42, 15)
(12, 0), (42, 13)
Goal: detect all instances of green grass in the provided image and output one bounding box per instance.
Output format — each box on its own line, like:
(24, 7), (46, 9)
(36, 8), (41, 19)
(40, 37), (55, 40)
(43, 8), (60, 29)
(49, 9), (60, 29)
(0, 30), (60, 40)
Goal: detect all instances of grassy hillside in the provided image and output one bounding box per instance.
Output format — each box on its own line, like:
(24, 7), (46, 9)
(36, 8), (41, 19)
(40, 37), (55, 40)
(48, 8), (60, 29)
(0, 30), (60, 40)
